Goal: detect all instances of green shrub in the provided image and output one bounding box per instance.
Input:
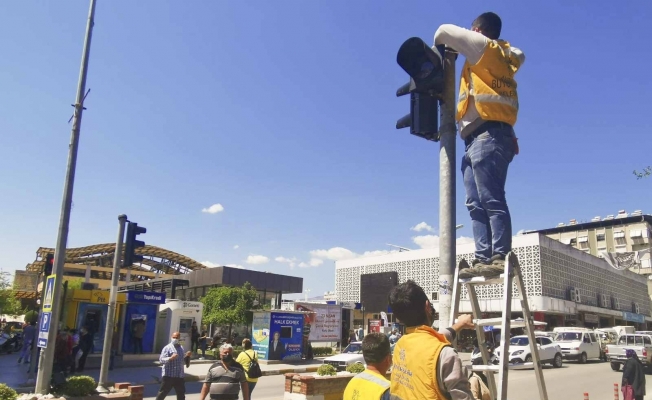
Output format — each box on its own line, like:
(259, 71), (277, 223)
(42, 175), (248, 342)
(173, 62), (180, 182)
(313, 347), (333, 356)
(62, 375), (96, 397)
(0, 384), (18, 400)
(317, 364), (337, 376)
(346, 363), (365, 374)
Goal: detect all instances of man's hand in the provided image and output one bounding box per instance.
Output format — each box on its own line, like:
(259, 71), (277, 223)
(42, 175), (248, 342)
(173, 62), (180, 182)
(169, 353), (179, 361)
(452, 314), (475, 331)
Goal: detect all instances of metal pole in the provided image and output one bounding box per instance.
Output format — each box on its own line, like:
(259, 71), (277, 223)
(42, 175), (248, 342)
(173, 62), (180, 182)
(437, 49), (457, 329)
(97, 215), (127, 393)
(35, 0), (97, 393)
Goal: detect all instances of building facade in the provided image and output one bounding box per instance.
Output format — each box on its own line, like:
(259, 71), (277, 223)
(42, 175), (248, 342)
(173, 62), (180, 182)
(535, 211), (652, 273)
(335, 233), (652, 330)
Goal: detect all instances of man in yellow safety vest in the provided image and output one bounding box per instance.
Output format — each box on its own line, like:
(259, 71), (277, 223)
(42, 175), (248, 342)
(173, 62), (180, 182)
(434, 12), (525, 279)
(343, 333), (392, 400)
(389, 280), (475, 399)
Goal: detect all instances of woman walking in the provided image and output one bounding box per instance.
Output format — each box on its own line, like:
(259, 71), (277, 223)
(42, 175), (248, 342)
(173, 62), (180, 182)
(235, 339), (259, 398)
(622, 349), (646, 400)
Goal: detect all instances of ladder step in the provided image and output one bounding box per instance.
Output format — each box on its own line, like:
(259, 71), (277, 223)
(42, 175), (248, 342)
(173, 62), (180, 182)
(467, 362), (535, 373)
(459, 274), (505, 285)
(469, 317), (537, 328)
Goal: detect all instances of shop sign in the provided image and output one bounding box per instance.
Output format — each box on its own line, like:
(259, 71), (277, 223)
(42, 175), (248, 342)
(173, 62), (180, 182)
(91, 290), (108, 304)
(126, 290), (166, 304)
(623, 311), (645, 323)
(584, 314), (599, 324)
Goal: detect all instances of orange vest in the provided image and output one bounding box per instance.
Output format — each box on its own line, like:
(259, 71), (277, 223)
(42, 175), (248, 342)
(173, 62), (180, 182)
(390, 325), (450, 400)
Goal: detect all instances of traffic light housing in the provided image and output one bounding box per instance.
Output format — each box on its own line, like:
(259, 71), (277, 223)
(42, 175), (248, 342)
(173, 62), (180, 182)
(396, 38), (445, 141)
(44, 253), (54, 276)
(124, 222), (146, 267)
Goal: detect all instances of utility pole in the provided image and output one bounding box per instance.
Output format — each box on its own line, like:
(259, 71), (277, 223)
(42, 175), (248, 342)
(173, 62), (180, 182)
(437, 49), (457, 329)
(35, 0), (97, 393)
(97, 215), (127, 393)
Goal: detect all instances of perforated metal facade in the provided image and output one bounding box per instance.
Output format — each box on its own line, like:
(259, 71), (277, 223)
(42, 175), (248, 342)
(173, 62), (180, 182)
(335, 234), (650, 317)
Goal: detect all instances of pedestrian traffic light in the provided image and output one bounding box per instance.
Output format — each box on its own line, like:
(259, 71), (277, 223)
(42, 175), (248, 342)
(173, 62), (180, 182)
(124, 222), (146, 267)
(396, 38), (445, 141)
(44, 253), (54, 275)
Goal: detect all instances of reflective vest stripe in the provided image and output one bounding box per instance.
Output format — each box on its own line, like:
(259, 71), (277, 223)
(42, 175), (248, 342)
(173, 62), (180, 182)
(356, 372), (390, 388)
(389, 395), (404, 400)
(474, 93), (519, 110)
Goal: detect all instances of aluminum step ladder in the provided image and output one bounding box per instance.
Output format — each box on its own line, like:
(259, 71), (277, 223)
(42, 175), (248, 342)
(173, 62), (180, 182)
(449, 252), (549, 400)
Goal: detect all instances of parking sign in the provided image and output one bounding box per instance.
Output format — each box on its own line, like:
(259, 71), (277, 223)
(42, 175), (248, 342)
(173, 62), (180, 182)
(37, 311), (52, 348)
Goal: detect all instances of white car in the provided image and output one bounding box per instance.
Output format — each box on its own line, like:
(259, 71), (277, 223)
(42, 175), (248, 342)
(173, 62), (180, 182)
(495, 335), (563, 367)
(323, 342), (364, 371)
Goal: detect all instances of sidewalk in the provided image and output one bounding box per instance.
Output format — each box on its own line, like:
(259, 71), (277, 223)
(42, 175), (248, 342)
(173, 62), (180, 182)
(1, 351), (323, 390)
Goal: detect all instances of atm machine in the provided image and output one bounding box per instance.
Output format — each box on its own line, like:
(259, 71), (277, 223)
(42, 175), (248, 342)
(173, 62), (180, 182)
(155, 299), (204, 352)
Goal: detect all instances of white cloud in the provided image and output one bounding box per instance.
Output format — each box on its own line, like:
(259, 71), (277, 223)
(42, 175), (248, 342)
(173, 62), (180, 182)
(201, 261), (221, 268)
(245, 255), (269, 265)
(201, 203), (224, 214)
(309, 258), (324, 267)
(412, 235), (476, 249)
(233, 245), (240, 249)
(298, 262), (309, 268)
(275, 256), (298, 268)
(411, 222), (435, 233)
(361, 250), (393, 257)
(310, 247), (357, 261)
(226, 264), (245, 269)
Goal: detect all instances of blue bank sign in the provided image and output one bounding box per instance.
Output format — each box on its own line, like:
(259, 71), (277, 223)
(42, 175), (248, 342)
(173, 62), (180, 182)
(622, 311), (645, 324)
(126, 291), (166, 304)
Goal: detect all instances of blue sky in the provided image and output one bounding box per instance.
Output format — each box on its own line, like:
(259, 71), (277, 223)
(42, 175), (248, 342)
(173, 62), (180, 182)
(1, 1), (650, 299)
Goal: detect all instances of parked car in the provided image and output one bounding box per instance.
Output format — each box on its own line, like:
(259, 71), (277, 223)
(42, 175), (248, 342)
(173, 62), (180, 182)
(605, 334), (652, 371)
(323, 342), (364, 371)
(495, 335), (563, 367)
(553, 328), (602, 363)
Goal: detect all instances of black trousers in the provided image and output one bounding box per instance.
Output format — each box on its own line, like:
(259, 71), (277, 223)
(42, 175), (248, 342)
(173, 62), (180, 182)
(77, 349), (90, 371)
(133, 337), (143, 354)
(155, 376), (185, 400)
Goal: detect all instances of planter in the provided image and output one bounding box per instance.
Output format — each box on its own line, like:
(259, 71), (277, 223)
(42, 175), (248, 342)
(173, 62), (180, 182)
(284, 372), (391, 400)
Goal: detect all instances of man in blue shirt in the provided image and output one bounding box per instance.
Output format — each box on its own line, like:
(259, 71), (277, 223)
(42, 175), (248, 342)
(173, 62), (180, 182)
(156, 332), (191, 400)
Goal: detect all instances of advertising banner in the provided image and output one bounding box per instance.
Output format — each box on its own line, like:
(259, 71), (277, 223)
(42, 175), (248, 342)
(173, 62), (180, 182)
(252, 312), (271, 360)
(369, 319), (382, 333)
(294, 302), (341, 341)
(268, 312), (304, 361)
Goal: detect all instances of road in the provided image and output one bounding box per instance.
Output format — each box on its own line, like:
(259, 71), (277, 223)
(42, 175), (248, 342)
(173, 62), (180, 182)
(140, 360), (643, 400)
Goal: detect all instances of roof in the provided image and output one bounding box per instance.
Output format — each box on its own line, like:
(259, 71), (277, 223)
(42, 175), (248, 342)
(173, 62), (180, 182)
(533, 215), (652, 235)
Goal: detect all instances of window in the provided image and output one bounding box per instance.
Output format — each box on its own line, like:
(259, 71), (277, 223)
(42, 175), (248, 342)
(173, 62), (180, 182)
(589, 333), (597, 342)
(561, 237), (572, 245)
(618, 336), (627, 345)
(569, 238), (577, 246)
(642, 258), (652, 269)
(540, 337), (552, 346)
(596, 233), (606, 241)
(431, 292), (439, 301)
(578, 236), (589, 249)
(645, 336), (652, 345)
(630, 230), (643, 238)
(614, 231), (627, 246)
(635, 336), (644, 346)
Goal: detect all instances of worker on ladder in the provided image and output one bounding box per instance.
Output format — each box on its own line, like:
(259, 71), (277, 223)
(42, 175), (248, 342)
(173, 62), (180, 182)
(388, 281), (476, 399)
(434, 12), (525, 280)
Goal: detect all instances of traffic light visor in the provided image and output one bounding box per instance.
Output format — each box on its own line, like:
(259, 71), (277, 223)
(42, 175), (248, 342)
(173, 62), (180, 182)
(397, 38), (443, 91)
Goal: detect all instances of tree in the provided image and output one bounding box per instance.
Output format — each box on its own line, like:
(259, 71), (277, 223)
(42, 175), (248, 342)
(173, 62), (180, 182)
(201, 282), (261, 338)
(633, 166), (651, 179)
(66, 278), (84, 290)
(0, 271), (23, 317)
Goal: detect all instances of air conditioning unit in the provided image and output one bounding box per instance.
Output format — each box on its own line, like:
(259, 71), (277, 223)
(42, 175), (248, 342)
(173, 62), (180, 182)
(599, 294), (610, 308)
(569, 287), (582, 303)
(612, 297), (621, 310)
(633, 302), (640, 314)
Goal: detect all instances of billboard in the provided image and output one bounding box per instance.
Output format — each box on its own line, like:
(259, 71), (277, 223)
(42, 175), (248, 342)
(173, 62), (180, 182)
(251, 312), (271, 360)
(294, 302), (341, 341)
(269, 312), (304, 361)
(360, 271), (398, 313)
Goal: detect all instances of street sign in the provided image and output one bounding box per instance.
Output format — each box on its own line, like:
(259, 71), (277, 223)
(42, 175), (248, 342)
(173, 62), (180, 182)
(42, 275), (56, 312)
(37, 311), (52, 348)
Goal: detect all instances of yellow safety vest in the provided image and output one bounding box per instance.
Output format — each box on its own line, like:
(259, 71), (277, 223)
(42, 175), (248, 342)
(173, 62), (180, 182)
(390, 325), (450, 400)
(457, 39), (521, 126)
(343, 369), (390, 400)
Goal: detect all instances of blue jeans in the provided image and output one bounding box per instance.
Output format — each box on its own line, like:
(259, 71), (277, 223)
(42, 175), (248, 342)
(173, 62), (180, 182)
(462, 124), (515, 262)
(247, 381), (257, 397)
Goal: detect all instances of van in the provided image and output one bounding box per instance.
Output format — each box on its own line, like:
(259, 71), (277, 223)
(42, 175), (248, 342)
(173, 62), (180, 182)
(552, 327), (603, 363)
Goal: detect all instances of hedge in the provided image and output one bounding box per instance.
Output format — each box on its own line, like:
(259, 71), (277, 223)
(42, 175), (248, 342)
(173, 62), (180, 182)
(61, 376), (96, 397)
(0, 384), (17, 400)
(317, 364), (337, 376)
(313, 347), (333, 356)
(346, 363), (365, 374)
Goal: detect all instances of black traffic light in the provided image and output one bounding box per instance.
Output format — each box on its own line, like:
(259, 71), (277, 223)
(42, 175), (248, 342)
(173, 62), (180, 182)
(124, 222), (147, 267)
(396, 38), (445, 141)
(44, 253), (54, 276)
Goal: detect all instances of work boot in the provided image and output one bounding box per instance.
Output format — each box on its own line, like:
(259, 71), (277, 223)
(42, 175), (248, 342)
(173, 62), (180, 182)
(459, 259), (489, 279)
(478, 254), (506, 278)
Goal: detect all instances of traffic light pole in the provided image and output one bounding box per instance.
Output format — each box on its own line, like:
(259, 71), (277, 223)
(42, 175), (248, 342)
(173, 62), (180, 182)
(35, 0), (97, 393)
(97, 215), (127, 393)
(437, 49), (457, 329)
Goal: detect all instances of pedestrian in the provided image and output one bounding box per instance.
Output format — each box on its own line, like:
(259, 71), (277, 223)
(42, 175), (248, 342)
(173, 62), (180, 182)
(156, 331), (192, 400)
(348, 329), (357, 344)
(17, 320), (36, 364)
(469, 358), (491, 400)
(76, 327), (93, 373)
(70, 329), (80, 372)
(433, 12), (524, 279)
(53, 331), (69, 384)
(622, 349), (645, 400)
(132, 319), (146, 354)
(388, 280), (476, 399)
(200, 343), (249, 400)
(191, 321), (200, 354)
(356, 325), (364, 342)
(388, 330), (398, 345)
(196, 327), (207, 359)
(343, 333), (392, 400)
(235, 339), (259, 398)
